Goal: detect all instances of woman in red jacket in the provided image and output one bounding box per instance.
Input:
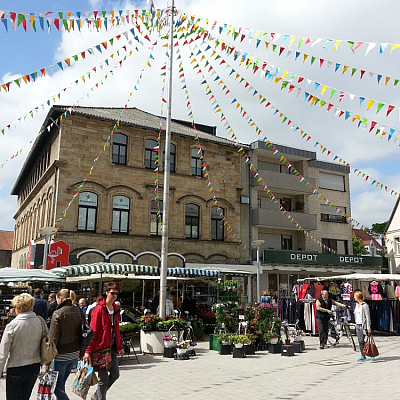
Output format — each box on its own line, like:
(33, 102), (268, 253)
(84, 282), (124, 400)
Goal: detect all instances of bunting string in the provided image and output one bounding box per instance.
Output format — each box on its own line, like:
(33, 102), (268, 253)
(0, 25), (148, 94)
(188, 13), (400, 57)
(185, 16), (400, 89)
(0, 9), (161, 34)
(56, 40), (158, 225)
(190, 40), (378, 236)
(184, 41), (337, 254)
(0, 43), (140, 170)
(175, 40), (239, 240)
(180, 23), (400, 199)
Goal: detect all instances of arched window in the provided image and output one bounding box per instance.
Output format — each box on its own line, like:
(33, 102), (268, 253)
(112, 133), (128, 165)
(145, 139), (158, 169)
(185, 203), (200, 239)
(211, 206), (225, 241)
(191, 148), (202, 177)
(162, 143), (176, 173)
(112, 195), (130, 234)
(150, 199), (162, 235)
(78, 192), (98, 232)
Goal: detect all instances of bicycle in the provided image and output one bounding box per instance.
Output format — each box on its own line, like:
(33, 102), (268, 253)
(328, 314), (356, 352)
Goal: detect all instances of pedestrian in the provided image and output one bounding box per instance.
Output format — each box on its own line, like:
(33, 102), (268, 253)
(261, 290), (271, 305)
(49, 289), (84, 400)
(87, 296), (103, 325)
(79, 298), (88, 314)
(84, 282), (124, 400)
(353, 290), (373, 361)
(0, 293), (43, 400)
(316, 290), (347, 349)
(33, 288), (48, 320)
(6, 308), (16, 325)
(47, 293), (57, 327)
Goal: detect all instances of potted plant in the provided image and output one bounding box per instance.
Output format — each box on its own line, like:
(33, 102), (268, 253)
(229, 334), (250, 349)
(282, 320), (290, 345)
(162, 334), (178, 348)
(291, 328), (305, 342)
(268, 317), (282, 344)
(217, 333), (231, 345)
(175, 341), (189, 355)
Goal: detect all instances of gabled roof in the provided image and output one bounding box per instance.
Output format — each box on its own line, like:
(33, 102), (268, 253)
(384, 197), (400, 234)
(353, 229), (382, 250)
(0, 231), (13, 251)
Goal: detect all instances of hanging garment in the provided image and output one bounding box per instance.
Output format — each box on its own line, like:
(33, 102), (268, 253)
(304, 302), (312, 331)
(314, 283), (324, 300)
(312, 302), (317, 334)
(369, 281), (383, 301)
(292, 284), (300, 301)
(362, 285), (371, 300)
(395, 286), (400, 300)
(340, 282), (353, 300)
(385, 284), (395, 299)
(299, 284), (309, 300)
(328, 282), (340, 296)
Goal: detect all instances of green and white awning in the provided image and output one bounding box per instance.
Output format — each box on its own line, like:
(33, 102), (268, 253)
(167, 268), (219, 277)
(51, 263), (159, 278)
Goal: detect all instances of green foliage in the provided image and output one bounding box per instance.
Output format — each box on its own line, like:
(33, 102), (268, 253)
(229, 334), (251, 345)
(191, 318), (205, 340)
(371, 221), (387, 233)
(217, 333), (231, 343)
(119, 323), (140, 334)
(352, 236), (369, 255)
(224, 280), (237, 287)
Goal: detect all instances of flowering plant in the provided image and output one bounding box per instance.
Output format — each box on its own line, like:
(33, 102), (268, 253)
(290, 329), (305, 339)
(189, 340), (197, 347)
(281, 320), (289, 341)
(139, 314), (162, 332)
(175, 341), (189, 349)
(162, 335), (178, 341)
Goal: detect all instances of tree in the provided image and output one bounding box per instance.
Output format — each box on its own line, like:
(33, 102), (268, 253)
(371, 221), (388, 233)
(352, 237), (368, 255)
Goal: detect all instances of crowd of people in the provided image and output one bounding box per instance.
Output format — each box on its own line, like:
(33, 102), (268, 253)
(0, 282), (124, 400)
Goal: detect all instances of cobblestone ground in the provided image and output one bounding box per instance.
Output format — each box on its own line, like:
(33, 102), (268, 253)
(1, 334), (398, 399)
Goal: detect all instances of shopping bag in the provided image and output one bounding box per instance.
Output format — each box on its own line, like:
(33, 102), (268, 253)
(90, 371), (98, 386)
(37, 370), (59, 400)
(363, 334), (379, 357)
(71, 361), (94, 399)
(91, 348), (112, 371)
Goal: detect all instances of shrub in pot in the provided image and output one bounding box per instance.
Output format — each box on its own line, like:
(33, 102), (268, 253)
(229, 334), (250, 348)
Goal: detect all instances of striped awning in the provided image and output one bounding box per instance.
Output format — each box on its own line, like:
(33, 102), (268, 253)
(167, 268), (219, 278)
(51, 263), (159, 278)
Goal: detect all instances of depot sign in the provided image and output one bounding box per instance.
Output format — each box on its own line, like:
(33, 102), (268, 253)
(263, 250), (382, 267)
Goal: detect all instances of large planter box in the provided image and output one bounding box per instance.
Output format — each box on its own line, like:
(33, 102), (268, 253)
(209, 334), (220, 351)
(140, 330), (179, 355)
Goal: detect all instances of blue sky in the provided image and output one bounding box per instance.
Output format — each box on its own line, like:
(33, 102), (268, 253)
(0, 0), (399, 233)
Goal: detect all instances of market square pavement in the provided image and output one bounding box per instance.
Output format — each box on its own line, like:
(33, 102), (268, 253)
(1, 334), (398, 399)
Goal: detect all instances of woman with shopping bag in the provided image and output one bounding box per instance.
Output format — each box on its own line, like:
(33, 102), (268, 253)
(0, 293), (43, 400)
(353, 290), (376, 361)
(84, 282), (124, 400)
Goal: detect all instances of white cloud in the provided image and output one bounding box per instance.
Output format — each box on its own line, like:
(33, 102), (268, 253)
(0, 0), (400, 234)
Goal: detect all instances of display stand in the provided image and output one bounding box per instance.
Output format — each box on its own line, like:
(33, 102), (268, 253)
(219, 344), (232, 355)
(244, 344), (255, 355)
(269, 343), (282, 354)
(257, 343), (269, 351)
(163, 347), (177, 358)
(174, 352), (190, 360)
(281, 344), (295, 357)
(293, 340), (305, 352)
(187, 349), (196, 357)
(232, 347), (246, 358)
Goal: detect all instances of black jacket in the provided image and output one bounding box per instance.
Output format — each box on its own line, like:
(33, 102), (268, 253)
(47, 301), (57, 326)
(33, 295), (48, 320)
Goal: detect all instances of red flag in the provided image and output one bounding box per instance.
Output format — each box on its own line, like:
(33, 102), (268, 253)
(298, 77), (304, 84)
(369, 121), (377, 132)
(54, 18), (60, 30)
(319, 59), (324, 67)
(386, 105), (395, 116)
(279, 47), (285, 56)
(360, 70), (366, 79)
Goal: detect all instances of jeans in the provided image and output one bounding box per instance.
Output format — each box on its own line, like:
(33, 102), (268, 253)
(356, 324), (366, 356)
(54, 358), (78, 400)
(97, 350), (120, 400)
(6, 363), (40, 400)
(316, 318), (329, 347)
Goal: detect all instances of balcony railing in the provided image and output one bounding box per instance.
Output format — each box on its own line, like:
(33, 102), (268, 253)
(253, 208), (317, 231)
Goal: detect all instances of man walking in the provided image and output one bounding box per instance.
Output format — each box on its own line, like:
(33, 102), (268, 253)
(33, 288), (48, 321)
(316, 290), (346, 349)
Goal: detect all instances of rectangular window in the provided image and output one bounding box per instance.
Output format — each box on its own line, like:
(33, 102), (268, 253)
(280, 197), (292, 211)
(259, 161), (291, 174)
(319, 172), (345, 192)
(151, 200), (162, 235)
(211, 207), (224, 241)
(281, 235), (293, 250)
(320, 204), (347, 223)
(395, 238), (400, 255)
(322, 238), (348, 254)
(112, 196), (130, 234)
(145, 139), (158, 169)
(78, 192), (98, 232)
(191, 148), (203, 177)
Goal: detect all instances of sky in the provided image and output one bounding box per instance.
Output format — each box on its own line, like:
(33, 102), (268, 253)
(0, 0), (399, 233)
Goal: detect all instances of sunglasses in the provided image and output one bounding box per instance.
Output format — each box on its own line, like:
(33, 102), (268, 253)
(108, 291), (119, 296)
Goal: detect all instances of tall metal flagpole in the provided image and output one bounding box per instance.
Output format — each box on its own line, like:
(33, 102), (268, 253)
(159, 0), (175, 320)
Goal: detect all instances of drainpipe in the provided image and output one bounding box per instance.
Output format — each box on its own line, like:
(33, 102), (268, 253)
(248, 150), (253, 264)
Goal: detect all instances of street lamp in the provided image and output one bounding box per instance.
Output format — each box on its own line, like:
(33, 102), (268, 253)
(252, 239), (265, 303)
(38, 226), (57, 270)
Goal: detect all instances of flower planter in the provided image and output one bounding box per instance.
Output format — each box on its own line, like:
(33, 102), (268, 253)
(244, 344), (256, 355)
(270, 337), (279, 345)
(285, 339), (291, 345)
(177, 348), (187, 355)
(221, 340), (229, 345)
(164, 340), (176, 348)
(140, 330), (179, 355)
(234, 343), (244, 349)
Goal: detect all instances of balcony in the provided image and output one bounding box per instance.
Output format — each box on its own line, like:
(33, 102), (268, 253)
(252, 170), (316, 195)
(253, 208), (317, 231)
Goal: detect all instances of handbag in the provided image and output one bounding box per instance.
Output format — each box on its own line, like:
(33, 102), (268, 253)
(80, 320), (94, 358)
(91, 348), (113, 372)
(39, 317), (58, 364)
(363, 334), (379, 357)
